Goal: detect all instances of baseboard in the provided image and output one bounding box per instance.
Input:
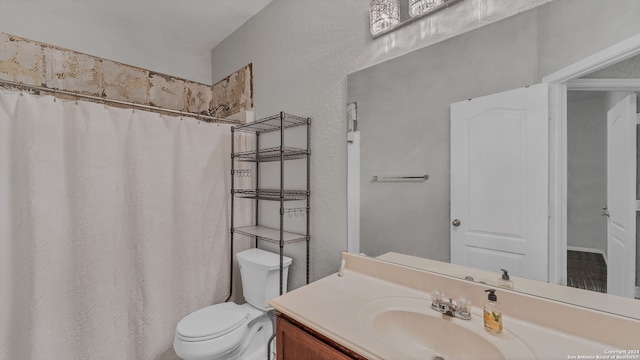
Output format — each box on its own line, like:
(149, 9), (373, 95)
(566, 246), (608, 266)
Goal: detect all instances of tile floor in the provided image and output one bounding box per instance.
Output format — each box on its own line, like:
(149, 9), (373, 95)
(566, 250), (607, 293)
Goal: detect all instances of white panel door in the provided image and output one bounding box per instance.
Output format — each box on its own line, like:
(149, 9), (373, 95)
(451, 84), (549, 282)
(606, 94), (637, 298)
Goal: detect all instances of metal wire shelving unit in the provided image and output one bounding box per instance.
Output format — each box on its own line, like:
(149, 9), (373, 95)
(229, 111), (311, 299)
(233, 146), (308, 162)
(232, 189), (307, 201)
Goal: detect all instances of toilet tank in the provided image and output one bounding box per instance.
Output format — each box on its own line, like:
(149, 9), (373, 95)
(236, 248), (293, 310)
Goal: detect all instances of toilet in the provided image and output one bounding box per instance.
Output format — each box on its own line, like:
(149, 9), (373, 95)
(174, 248), (292, 360)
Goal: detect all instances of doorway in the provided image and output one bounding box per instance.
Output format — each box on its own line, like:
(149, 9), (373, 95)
(566, 90), (639, 294)
(544, 33), (640, 298)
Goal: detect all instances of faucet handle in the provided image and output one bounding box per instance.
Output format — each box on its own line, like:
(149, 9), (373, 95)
(430, 290), (444, 304)
(457, 297), (472, 317)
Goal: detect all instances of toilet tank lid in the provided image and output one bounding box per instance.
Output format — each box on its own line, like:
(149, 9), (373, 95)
(236, 248), (292, 270)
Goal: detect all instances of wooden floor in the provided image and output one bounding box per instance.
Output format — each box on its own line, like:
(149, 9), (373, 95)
(566, 250), (607, 293)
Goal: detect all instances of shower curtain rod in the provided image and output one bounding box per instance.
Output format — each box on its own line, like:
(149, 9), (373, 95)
(0, 79), (240, 125)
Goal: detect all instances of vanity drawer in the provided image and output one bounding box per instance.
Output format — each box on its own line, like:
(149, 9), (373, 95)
(276, 313), (365, 360)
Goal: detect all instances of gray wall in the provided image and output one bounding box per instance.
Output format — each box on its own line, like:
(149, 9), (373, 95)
(349, 11), (538, 260)
(347, 0), (640, 286)
(0, 1), (212, 82)
(537, 0), (640, 77)
(566, 92), (608, 254)
(210, 0), (640, 290)
(209, 0), (551, 289)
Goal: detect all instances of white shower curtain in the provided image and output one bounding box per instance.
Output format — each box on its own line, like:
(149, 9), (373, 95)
(0, 88), (234, 359)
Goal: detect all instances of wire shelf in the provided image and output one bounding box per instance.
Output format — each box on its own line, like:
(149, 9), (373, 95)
(233, 189), (308, 201)
(233, 112), (309, 133)
(233, 225), (307, 244)
(233, 146), (309, 162)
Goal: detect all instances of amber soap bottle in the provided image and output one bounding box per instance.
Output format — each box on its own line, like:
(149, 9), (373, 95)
(483, 289), (503, 333)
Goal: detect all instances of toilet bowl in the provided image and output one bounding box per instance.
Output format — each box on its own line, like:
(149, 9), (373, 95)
(174, 248), (292, 360)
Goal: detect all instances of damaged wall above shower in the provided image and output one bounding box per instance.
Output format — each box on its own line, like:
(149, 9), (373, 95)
(0, 33), (253, 121)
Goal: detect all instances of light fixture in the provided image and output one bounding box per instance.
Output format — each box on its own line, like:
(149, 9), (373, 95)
(409, 0), (450, 17)
(369, 0), (401, 36)
(370, 0), (464, 38)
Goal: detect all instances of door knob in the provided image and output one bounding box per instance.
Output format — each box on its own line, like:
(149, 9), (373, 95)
(452, 219), (461, 227)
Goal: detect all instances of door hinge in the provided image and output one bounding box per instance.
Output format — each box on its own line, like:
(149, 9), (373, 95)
(636, 200), (640, 211)
(636, 114), (640, 125)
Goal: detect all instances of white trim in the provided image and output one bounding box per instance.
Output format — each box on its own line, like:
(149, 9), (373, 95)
(347, 131), (360, 254)
(547, 82), (567, 285)
(567, 78), (640, 91)
(545, 33), (640, 287)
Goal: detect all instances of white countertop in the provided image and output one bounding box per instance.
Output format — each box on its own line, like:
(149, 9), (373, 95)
(269, 254), (638, 359)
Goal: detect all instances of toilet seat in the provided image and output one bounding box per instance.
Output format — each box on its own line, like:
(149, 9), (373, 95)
(176, 303), (249, 342)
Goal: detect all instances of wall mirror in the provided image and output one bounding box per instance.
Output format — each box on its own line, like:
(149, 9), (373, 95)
(347, 0), (640, 319)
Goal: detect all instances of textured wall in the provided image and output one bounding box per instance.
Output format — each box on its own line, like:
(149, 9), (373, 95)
(211, 63), (253, 119)
(0, 33), (252, 120)
(349, 0), (640, 285)
(586, 54), (640, 79)
(0, 1), (212, 83)
(537, 0), (640, 77)
(210, 0), (553, 289)
(350, 10), (538, 261)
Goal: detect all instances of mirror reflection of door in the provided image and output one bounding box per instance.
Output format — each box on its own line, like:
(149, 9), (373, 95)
(567, 91), (638, 298)
(450, 84), (549, 282)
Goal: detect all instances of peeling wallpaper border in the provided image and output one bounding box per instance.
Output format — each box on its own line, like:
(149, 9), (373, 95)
(0, 32), (252, 121)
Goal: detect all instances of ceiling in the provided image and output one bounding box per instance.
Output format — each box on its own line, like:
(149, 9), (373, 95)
(73, 0), (273, 50)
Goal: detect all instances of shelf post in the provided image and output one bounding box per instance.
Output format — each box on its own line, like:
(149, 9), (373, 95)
(279, 111), (285, 295)
(306, 117), (311, 284)
(255, 132), (260, 249)
(227, 127), (236, 302)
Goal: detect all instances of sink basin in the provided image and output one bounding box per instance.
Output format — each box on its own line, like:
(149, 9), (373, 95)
(359, 297), (535, 360)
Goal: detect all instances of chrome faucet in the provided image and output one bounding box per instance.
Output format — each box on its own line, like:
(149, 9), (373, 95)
(430, 290), (471, 320)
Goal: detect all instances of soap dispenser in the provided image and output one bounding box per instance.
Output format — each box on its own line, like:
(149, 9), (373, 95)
(498, 269), (513, 289)
(483, 289), (503, 334)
